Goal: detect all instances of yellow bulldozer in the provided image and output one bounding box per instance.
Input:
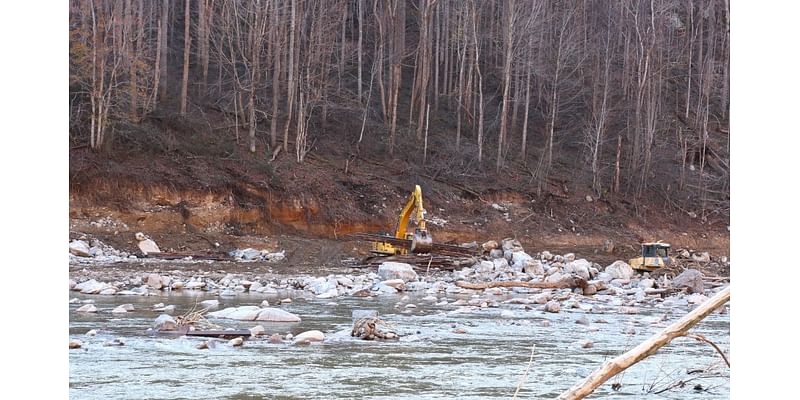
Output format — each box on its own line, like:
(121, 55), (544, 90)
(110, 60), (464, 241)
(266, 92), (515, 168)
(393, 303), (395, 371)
(629, 241), (674, 272)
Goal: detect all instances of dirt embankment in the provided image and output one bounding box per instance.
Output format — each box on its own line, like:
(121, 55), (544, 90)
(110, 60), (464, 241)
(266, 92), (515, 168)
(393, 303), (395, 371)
(69, 148), (729, 271)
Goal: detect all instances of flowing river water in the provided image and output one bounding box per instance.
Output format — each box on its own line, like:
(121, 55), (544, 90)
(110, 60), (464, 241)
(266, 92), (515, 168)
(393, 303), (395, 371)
(69, 282), (729, 399)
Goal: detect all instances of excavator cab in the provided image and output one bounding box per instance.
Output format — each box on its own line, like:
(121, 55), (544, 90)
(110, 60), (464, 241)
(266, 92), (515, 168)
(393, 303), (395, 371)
(629, 241), (673, 272)
(371, 185), (433, 255)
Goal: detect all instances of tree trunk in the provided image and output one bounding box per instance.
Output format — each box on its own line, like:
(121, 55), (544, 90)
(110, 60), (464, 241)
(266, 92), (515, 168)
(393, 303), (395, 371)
(159, 0), (169, 104)
(180, 0), (191, 114)
(283, 0), (298, 152)
(556, 286), (730, 400)
(496, 0), (514, 172)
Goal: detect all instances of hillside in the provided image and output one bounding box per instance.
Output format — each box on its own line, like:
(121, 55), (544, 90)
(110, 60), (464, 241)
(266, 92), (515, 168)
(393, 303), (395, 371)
(69, 0), (729, 262)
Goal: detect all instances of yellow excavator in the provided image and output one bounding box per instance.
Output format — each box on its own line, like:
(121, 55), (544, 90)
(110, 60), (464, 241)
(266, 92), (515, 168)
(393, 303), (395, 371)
(371, 185), (434, 255)
(629, 241), (674, 272)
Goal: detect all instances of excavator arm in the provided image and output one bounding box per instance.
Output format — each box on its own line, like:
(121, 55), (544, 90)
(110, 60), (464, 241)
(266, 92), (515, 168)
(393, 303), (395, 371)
(370, 185), (433, 255)
(394, 185), (427, 239)
(394, 185), (432, 253)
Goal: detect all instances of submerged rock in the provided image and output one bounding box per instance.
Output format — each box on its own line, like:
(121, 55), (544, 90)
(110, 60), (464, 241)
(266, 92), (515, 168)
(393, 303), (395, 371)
(294, 330), (324, 343)
(154, 314), (178, 331)
(75, 304), (97, 313)
(200, 300), (220, 309)
(544, 301), (561, 313)
(250, 325), (266, 336)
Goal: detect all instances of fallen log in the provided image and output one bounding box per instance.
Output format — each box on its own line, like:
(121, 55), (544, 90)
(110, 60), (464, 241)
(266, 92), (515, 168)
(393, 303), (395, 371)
(145, 251), (230, 261)
(556, 285), (730, 400)
(150, 327), (253, 339)
(456, 276), (588, 291)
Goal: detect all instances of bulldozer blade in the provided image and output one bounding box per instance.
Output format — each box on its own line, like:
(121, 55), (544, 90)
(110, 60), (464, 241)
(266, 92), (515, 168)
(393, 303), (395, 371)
(410, 230), (433, 254)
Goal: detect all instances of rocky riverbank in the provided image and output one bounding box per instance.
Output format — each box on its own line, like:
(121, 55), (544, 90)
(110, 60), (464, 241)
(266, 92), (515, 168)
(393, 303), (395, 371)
(69, 236), (730, 335)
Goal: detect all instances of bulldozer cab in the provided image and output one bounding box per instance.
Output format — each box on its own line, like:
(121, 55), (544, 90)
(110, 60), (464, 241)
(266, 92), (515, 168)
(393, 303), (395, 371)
(642, 243), (670, 258)
(629, 241), (672, 272)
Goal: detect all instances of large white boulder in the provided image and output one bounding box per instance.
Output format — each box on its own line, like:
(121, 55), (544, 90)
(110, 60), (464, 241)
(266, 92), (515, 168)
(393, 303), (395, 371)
(69, 240), (91, 257)
(605, 260), (634, 280)
(293, 330), (324, 343)
(135, 232), (161, 255)
(378, 262), (418, 282)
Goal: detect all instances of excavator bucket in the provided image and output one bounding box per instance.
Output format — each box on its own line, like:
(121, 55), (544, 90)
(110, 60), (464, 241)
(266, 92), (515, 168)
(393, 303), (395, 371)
(410, 229), (433, 254)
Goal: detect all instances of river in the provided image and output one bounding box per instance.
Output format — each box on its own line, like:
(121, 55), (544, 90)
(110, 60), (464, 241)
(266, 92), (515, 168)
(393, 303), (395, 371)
(69, 284), (729, 399)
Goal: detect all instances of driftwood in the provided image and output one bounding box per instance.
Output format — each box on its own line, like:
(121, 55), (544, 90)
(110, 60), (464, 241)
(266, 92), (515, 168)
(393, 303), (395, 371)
(456, 276), (588, 291)
(556, 285), (730, 400)
(151, 327), (252, 339)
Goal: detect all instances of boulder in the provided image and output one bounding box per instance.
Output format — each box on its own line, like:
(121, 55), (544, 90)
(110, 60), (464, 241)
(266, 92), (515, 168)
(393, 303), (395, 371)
(563, 253), (576, 263)
(74, 279), (113, 294)
(146, 274), (165, 290)
(69, 240), (91, 257)
(476, 260), (495, 274)
(489, 249), (504, 259)
(482, 240), (499, 251)
(687, 293), (709, 304)
(75, 304), (97, 313)
(269, 333), (283, 343)
(605, 261), (634, 280)
(111, 305), (129, 314)
(229, 337), (244, 346)
(256, 308), (301, 322)
(565, 259), (592, 280)
(501, 238), (523, 252)
(249, 325), (266, 337)
(154, 314), (178, 331)
(638, 279), (655, 289)
(511, 251), (534, 269)
(532, 293), (551, 304)
(69, 340), (82, 349)
(522, 259), (545, 276)
(293, 330), (324, 343)
(208, 306), (301, 322)
(545, 272), (565, 283)
(381, 279), (406, 290)
(544, 301), (561, 313)
(185, 280), (206, 290)
(672, 269), (705, 294)
(378, 262), (418, 282)
(540, 251), (554, 260)
(135, 233), (161, 255)
(691, 252), (711, 263)
(307, 277), (337, 295)
(209, 306), (261, 320)
(492, 258), (510, 271)
(372, 282), (399, 295)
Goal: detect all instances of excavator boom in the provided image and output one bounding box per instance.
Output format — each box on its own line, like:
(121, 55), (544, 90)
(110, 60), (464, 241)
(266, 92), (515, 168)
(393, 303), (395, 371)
(370, 185), (433, 255)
